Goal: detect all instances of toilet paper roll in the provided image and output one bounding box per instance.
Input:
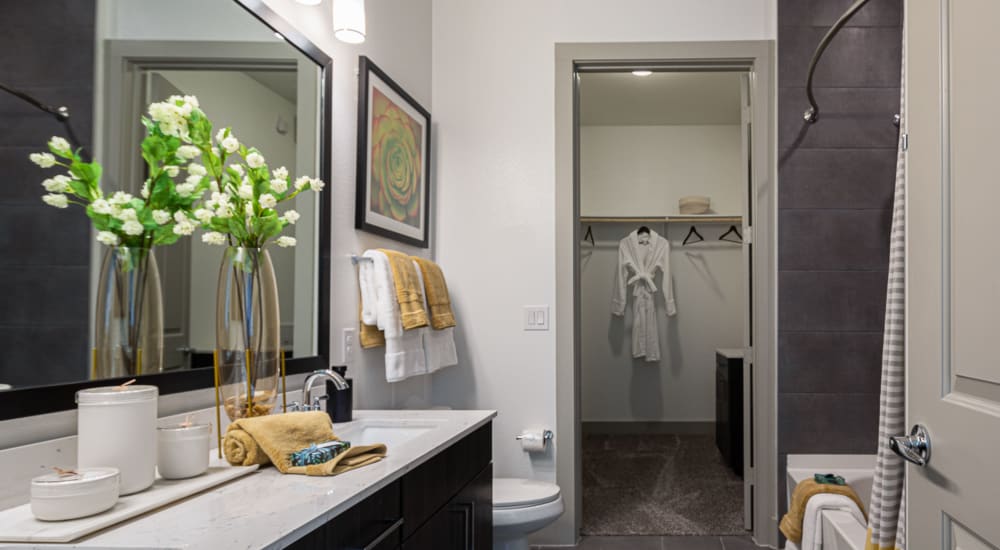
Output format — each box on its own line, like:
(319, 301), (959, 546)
(518, 430), (549, 453)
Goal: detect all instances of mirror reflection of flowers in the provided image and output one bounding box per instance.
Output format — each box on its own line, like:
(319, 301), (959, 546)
(194, 127), (324, 249)
(32, 95), (212, 250)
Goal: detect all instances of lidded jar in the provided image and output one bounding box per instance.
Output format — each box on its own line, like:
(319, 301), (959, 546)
(76, 385), (158, 495)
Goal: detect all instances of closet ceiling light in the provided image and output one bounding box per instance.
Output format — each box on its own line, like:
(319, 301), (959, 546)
(334, 0), (367, 44)
(632, 70), (653, 77)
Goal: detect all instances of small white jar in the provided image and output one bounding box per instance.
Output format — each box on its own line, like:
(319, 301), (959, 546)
(157, 423), (211, 480)
(31, 467), (120, 521)
(76, 385), (158, 495)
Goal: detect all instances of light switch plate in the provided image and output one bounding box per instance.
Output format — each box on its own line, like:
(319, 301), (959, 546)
(524, 306), (549, 331)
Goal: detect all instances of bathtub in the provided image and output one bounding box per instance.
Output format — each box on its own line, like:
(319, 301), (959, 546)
(785, 454), (876, 550)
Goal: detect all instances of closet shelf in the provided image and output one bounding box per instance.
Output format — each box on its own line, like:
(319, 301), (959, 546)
(579, 215), (743, 224)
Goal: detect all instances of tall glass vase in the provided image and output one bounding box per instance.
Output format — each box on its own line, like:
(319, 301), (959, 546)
(93, 246), (164, 379)
(216, 247), (281, 420)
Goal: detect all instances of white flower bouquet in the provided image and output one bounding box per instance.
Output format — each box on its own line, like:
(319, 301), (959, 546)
(33, 95), (212, 249)
(191, 128), (324, 249)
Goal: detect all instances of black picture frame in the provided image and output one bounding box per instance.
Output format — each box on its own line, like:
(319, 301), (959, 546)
(355, 56), (432, 248)
(0, 0), (333, 421)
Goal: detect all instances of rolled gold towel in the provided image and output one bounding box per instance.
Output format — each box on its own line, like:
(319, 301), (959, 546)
(223, 411), (387, 476)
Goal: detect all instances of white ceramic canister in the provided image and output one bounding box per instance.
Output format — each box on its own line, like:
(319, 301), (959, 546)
(157, 423), (211, 480)
(76, 385), (158, 495)
(31, 467), (120, 521)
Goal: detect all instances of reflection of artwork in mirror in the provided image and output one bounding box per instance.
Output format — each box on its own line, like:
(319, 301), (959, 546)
(0, 0), (325, 391)
(355, 56), (431, 248)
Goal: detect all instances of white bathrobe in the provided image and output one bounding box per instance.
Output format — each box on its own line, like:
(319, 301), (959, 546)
(611, 230), (676, 362)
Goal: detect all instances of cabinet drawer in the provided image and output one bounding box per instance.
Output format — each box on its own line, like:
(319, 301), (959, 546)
(287, 480), (402, 550)
(401, 423), (492, 540)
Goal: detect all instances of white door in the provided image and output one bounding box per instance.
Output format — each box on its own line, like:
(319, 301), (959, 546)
(907, 1), (1000, 547)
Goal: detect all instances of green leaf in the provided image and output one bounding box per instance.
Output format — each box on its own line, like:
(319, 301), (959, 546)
(67, 179), (90, 199)
(149, 173), (175, 206)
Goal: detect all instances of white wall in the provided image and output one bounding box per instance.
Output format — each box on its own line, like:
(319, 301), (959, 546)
(430, 1), (774, 544)
(257, 0), (434, 410)
(581, 125), (743, 216)
(580, 125), (744, 423)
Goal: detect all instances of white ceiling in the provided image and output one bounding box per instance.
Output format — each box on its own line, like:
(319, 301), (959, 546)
(579, 71), (743, 126)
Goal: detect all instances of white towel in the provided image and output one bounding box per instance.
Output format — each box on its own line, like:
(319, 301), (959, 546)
(358, 258), (378, 327)
(412, 260), (457, 373)
(362, 250), (427, 382)
(799, 493), (866, 550)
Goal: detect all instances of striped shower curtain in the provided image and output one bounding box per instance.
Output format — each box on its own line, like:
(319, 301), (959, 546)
(866, 30), (906, 550)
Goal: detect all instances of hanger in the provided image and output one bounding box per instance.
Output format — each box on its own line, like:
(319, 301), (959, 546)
(637, 225), (650, 236)
(583, 224), (595, 246)
(720, 225), (743, 244)
(682, 225), (704, 246)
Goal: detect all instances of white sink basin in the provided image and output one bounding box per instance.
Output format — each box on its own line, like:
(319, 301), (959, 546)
(333, 419), (440, 450)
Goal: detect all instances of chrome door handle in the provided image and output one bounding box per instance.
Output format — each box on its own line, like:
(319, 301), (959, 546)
(889, 424), (931, 467)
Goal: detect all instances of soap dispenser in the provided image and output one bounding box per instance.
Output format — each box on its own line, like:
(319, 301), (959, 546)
(328, 366), (353, 423)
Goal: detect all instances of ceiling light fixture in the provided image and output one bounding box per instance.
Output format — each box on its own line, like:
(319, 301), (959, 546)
(333, 0), (366, 44)
(632, 70), (653, 77)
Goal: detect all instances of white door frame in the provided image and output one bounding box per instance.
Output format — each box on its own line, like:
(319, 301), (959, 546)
(553, 40), (778, 547)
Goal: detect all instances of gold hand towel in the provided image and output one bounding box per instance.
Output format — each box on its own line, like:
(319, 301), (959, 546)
(412, 257), (456, 330)
(359, 301), (385, 349)
(779, 478), (867, 543)
(379, 249), (428, 330)
(223, 411), (387, 476)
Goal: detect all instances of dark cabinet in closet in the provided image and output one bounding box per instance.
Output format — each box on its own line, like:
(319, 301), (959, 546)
(715, 351), (744, 478)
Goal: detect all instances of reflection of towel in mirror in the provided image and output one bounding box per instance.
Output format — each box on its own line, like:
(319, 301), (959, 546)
(223, 411), (386, 476)
(780, 478), (866, 543)
(361, 250), (427, 381)
(379, 249), (429, 330)
(412, 260), (457, 372)
(412, 257), (456, 329)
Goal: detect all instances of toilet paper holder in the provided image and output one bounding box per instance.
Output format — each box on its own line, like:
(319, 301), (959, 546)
(515, 430), (554, 442)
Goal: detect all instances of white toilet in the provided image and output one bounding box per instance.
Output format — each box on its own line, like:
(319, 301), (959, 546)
(493, 477), (564, 550)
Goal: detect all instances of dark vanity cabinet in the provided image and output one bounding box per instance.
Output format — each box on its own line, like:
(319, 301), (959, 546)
(288, 422), (493, 550)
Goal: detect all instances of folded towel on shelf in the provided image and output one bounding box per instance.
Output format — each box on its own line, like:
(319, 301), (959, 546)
(780, 478), (867, 543)
(798, 493), (867, 550)
(222, 411), (387, 476)
(412, 257), (457, 329)
(364, 250), (427, 381)
(412, 260), (457, 372)
(379, 249), (429, 330)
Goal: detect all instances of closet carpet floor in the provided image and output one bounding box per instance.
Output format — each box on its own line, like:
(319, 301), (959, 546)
(582, 433), (746, 536)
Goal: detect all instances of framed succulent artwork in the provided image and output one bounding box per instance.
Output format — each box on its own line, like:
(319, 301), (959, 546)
(355, 56), (431, 248)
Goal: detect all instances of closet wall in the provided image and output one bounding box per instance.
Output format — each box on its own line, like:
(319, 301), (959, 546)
(580, 123), (744, 425)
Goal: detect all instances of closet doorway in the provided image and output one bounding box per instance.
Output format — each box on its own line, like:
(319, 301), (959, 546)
(577, 69), (750, 537)
(554, 41), (776, 548)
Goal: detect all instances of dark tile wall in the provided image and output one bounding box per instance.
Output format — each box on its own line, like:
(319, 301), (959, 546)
(776, 0), (902, 517)
(0, 1), (96, 387)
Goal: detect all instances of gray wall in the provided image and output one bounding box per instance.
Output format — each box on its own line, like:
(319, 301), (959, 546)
(0, 1), (95, 387)
(776, 0), (902, 514)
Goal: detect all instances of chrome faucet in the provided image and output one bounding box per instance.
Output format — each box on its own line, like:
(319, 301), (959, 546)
(288, 369), (349, 413)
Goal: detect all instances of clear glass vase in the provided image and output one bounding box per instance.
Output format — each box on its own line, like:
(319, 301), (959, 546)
(216, 247), (281, 420)
(93, 246), (164, 378)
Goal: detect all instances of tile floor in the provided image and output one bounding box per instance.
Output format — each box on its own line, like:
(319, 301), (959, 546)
(534, 535), (767, 549)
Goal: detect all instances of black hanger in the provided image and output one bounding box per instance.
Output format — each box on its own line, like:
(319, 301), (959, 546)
(720, 225), (743, 243)
(682, 225), (704, 245)
(583, 224), (595, 246)
(637, 225), (650, 236)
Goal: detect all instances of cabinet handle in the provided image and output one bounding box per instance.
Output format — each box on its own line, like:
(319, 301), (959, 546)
(361, 518), (404, 550)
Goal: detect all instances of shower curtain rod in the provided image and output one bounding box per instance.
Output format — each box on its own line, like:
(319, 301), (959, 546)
(579, 215), (742, 224)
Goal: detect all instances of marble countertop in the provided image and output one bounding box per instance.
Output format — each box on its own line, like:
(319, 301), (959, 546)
(1, 409), (496, 550)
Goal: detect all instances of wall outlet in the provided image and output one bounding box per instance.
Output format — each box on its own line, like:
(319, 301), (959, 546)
(341, 328), (356, 365)
(524, 306), (549, 331)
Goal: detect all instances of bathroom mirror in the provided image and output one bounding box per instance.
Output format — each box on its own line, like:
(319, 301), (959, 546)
(0, 0), (331, 417)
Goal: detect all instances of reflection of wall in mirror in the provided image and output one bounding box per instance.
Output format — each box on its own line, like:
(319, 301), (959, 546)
(0, 1), (96, 388)
(152, 69), (299, 353)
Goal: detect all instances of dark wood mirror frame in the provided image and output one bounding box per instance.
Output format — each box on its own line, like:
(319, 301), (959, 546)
(0, 0), (333, 421)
